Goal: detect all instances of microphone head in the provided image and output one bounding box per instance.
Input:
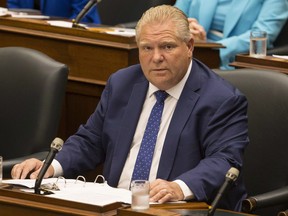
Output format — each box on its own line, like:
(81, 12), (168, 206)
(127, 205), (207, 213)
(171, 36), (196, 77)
(51, 137), (64, 152)
(226, 167), (239, 181)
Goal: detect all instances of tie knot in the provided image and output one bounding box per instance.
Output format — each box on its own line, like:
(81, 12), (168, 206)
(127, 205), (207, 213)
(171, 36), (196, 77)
(155, 90), (168, 103)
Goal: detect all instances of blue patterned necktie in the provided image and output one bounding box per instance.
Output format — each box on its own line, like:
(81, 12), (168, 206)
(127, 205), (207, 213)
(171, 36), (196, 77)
(131, 90), (169, 181)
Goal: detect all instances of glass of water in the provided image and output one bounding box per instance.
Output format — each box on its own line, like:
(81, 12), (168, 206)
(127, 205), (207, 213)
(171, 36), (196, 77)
(131, 180), (150, 210)
(250, 30), (267, 57)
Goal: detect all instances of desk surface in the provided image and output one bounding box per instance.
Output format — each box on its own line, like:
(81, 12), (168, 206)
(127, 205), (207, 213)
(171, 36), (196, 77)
(230, 54), (288, 74)
(0, 186), (256, 216)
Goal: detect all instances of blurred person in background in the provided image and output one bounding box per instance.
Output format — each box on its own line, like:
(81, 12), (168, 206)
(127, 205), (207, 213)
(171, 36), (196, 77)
(174, 0), (288, 69)
(7, 0), (101, 23)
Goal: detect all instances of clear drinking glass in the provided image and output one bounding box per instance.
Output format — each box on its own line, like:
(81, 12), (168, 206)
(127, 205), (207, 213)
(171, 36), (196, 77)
(130, 180), (150, 210)
(250, 30), (267, 57)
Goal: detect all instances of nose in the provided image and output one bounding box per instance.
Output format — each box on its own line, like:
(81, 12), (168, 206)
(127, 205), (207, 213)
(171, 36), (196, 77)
(152, 49), (164, 63)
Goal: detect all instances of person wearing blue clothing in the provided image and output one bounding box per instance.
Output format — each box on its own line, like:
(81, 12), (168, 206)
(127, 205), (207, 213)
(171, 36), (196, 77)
(7, 0), (101, 23)
(11, 5), (249, 211)
(174, 0), (288, 69)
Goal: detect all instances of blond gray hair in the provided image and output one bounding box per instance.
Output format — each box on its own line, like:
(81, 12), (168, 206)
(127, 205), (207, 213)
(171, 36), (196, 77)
(135, 5), (192, 43)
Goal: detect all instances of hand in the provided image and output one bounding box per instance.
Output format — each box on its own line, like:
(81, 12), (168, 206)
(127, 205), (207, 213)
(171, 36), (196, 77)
(188, 18), (207, 41)
(11, 158), (54, 179)
(149, 179), (184, 203)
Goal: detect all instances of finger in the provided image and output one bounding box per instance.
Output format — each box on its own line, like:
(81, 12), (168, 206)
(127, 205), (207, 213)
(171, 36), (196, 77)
(30, 165), (54, 179)
(150, 188), (176, 203)
(158, 190), (175, 203)
(30, 169), (41, 179)
(20, 164), (39, 179)
(188, 18), (198, 24)
(11, 163), (30, 179)
(189, 22), (206, 41)
(11, 164), (21, 179)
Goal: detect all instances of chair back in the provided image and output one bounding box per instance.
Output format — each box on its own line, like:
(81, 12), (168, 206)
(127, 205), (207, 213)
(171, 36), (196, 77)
(215, 69), (288, 216)
(0, 47), (68, 175)
(98, 0), (175, 26)
(267, 19), (288, 55)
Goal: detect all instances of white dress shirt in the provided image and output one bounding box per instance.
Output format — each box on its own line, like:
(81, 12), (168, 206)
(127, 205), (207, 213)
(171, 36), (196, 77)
(53, 61), (194, 199)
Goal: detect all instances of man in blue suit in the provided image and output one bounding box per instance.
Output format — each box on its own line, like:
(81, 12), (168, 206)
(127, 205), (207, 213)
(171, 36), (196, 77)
(175, 0), (288, 69)
(7, 0), (101, 23)
(11, 5), (249, 211)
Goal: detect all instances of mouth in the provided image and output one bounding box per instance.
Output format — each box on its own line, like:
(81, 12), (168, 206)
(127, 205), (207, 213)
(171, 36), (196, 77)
(151, 68), (168, 73)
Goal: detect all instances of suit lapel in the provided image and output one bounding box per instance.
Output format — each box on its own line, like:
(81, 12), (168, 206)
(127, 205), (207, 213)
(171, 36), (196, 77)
(109, 81), (148, 186)
(223, 0), (250, 37)
(157, 63), (201, 179)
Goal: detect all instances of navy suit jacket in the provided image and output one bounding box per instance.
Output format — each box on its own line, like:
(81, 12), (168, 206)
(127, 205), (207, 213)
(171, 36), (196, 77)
(56, 59), (248, 211)
(7, 0), (101, 23)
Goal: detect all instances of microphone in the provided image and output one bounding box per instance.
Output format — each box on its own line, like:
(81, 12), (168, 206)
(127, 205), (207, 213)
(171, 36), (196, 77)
(242, 186), (288, 213)
(72, 0), (102, 29)
(207, 167), (239, 216)
(34, 137), (64, 194)
(278, 209), (288, 216)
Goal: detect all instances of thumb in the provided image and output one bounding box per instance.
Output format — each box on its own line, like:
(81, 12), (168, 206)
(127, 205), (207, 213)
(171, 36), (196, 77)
(30, 168), (42, 179)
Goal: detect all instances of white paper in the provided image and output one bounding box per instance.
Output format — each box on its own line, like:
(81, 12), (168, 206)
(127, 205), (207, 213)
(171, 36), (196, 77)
(0, 7), (8, 16)
(47, 20), (74, 28)
(49, 181), (132, 206)
(3, 178), (132, 206)
(11, 14), (50, 19)
(105, 28), (135, 37)
(272, 54), (288, 60)
(3, 178), (58, 188)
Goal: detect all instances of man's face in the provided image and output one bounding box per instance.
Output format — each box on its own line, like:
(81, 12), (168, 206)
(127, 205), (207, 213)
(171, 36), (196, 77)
(138, 21), (194, 90)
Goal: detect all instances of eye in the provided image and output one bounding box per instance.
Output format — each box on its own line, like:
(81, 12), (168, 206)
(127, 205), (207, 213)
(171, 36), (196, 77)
(165, 45), (173, 50)
(141, 45), (152, 52)
(162, 44), (175, 51)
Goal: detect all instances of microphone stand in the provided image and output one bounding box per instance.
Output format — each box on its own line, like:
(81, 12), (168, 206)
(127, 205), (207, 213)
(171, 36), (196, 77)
(72, 0), (101, 29)
(207, 167), (239, 216)
(34, 138), (63, 194)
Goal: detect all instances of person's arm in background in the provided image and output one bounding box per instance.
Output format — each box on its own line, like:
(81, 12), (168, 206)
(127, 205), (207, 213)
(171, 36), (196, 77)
(174, 0), (207, 40)
(71, 0), (101, 24)
(219, 0), (288, 69)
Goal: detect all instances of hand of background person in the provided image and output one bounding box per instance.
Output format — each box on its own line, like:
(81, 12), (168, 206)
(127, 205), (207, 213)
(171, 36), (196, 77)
(11, 158), (54, 179)
(149, 179), (184, 203)
(188, 18), (207, 41)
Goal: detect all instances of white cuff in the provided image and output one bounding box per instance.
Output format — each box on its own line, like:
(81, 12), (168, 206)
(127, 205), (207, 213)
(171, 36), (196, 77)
(51, 159), (64, 177)
(174, 179), (194, 200)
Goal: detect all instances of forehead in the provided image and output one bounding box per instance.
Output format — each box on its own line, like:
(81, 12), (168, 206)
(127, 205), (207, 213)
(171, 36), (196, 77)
(138, 21), (178, 43)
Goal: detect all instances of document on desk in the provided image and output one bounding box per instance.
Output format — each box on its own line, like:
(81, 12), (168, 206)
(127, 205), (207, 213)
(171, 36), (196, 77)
(3, 178), (132, 206)
(88, 27), (136, 37)
(272, 54), (288, 60)
(11, 14), (50, 19)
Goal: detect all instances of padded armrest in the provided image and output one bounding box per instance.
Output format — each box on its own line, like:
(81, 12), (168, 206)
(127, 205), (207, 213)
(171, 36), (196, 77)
(278, 209), (288, 216)
(267, 45), (288, 55)
(242, 186), (288, 213)
(3, 151), (49, 178)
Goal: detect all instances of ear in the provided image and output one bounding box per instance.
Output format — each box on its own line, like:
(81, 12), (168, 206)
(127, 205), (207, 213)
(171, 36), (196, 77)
(187, 38), (194, 58)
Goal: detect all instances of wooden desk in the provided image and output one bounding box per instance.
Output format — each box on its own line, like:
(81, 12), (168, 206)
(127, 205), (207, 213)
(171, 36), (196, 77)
(118, 201), (257, 216)
(0, 186), (256, 216)
(230, 54), (288, 74)
(0, 186), (121, 216)
(0, 17), (223, 139)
